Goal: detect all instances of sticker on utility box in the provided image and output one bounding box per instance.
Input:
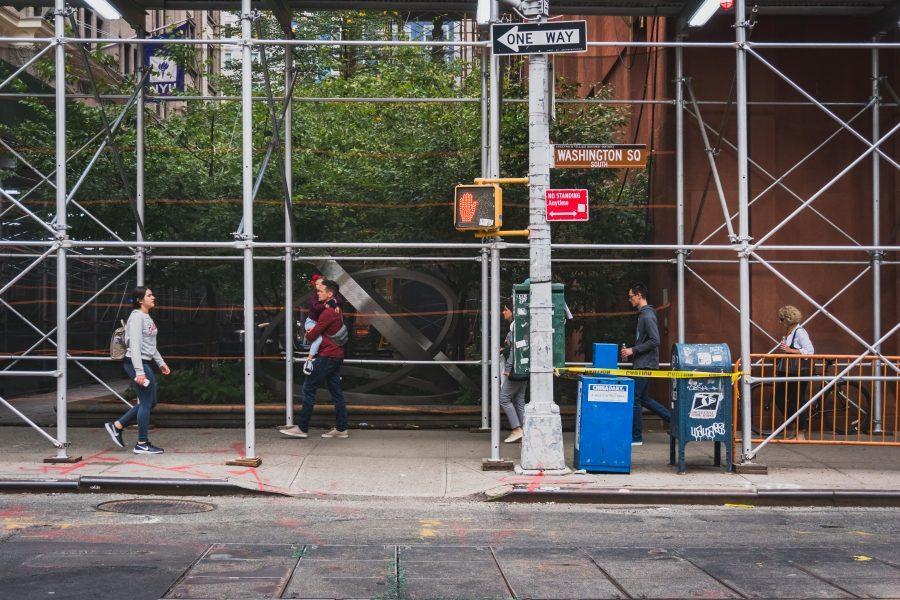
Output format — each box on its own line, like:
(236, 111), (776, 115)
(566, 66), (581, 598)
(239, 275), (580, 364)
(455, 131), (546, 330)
(587, 383), (628, 403)
(688, 392), (722, 419)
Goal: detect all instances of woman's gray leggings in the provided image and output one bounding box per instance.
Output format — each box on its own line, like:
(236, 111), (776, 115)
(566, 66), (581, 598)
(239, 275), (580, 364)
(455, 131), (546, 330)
(500, 376), (527, 429)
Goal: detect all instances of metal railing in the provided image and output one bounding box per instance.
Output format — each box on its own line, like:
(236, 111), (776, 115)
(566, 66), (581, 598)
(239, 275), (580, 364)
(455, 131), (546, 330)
(734, 354), (900, 445)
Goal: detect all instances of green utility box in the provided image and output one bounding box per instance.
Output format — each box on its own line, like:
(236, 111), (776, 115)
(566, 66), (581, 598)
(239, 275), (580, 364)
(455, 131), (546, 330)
(512, 281), (567, 374)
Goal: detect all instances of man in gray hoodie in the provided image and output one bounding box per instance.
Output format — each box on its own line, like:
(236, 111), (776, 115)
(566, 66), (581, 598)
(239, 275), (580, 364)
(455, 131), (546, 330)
(620, 283), (671, 445)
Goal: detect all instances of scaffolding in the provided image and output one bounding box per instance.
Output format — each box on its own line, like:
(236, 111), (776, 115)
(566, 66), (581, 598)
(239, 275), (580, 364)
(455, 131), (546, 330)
(0, 0), (897, 468)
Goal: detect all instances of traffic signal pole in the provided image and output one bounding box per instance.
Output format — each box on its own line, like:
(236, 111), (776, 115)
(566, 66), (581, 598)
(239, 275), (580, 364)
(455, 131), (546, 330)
(519, 1), (568, 473)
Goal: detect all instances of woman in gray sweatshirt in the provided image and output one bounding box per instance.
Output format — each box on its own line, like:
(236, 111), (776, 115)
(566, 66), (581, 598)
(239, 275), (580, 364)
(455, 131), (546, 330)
(104, 286), (171, 454)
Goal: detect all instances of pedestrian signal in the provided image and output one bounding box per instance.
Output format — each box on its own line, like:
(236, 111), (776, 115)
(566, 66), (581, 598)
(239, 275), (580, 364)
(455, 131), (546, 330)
(454, 184), (502, 231)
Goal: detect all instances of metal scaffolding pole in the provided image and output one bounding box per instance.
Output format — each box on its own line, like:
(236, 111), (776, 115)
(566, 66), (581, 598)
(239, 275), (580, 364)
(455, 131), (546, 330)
(483, 0), (505, 464)
(489, 240), (502, 462)
(675, 43), (685, 344)
(735, 0), (754, 464)
(871, 44), (884, 433)
(230, 0), (261, 467)
(136, 27), (146, 286)
(477, 40), (491, 433)
(481, 46), (489, 179)
(48, 0), (77, 463)
(480, 247), (490, 430)
(520, 6), (567, 474)
(284, 40), (295, 428)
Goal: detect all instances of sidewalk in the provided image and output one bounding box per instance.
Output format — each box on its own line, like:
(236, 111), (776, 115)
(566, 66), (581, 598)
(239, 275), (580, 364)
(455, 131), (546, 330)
(1, 425), (898, 502)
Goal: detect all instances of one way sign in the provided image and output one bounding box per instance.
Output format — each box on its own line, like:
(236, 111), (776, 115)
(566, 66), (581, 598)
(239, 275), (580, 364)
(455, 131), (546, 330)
(491, 21), (587, 56)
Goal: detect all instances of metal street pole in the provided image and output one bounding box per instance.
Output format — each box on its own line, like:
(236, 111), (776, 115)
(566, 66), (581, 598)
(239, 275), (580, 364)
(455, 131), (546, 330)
(136, 27), (145, 286)
(675, 43), (685, 344)
(284, 39), (295, 428)
(519, 2), (567, 473)
(871, 43), (883, 433)
(735, 0), (755, 464)
(48, 0), (77, 463)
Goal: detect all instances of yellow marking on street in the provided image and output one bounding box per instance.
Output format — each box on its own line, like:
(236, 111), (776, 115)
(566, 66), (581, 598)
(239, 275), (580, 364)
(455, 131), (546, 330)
(851, 530), (875, 536)
(3, 518), (71, 531)
(724, 503), (755, 509)
(853, 555), (873, 562)
(419, 519), (441, 538)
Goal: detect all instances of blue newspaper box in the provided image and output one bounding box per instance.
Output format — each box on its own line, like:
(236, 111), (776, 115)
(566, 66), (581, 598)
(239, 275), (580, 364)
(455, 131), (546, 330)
(669, 343), (734, 474)
(574, 343), (634, 474)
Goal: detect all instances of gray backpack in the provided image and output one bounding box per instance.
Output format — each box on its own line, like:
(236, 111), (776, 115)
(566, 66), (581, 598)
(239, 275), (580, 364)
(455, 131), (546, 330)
(328, 323), (350, 347)
(109, 319), (127, 360)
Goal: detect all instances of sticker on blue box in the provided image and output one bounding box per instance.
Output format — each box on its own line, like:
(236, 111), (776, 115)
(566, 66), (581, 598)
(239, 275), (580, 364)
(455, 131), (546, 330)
(689, 392), (722, 419)
(587, 383), (628, 403)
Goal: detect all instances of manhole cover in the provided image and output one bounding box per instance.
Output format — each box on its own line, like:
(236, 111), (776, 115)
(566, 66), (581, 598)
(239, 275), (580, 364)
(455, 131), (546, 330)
(96, 499), (216, 515)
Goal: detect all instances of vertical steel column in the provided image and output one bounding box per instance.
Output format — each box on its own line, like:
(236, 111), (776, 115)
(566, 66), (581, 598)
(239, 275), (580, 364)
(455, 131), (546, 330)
(284, 42), (295, 427)
(871, 44), (883, 432)
(136, 29), (145, 286)
(735, 0), (754, 459)
(478, 43), (490, 432)
(519, 44), (567, 473)
(675, 43), (686, 344)
(490, 241), (501, 459)
(233, 0), (260, 466)
(50, 0), (71, 461)
(480, 247), (490, 430)
(481, 46), (489, 179)
(487, 0), (503, 458)
(488, 1), (500, 178)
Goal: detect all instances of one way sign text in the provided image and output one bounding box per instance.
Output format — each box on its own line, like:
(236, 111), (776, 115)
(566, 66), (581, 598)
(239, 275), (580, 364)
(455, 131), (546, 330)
(491, 21), (587, 56)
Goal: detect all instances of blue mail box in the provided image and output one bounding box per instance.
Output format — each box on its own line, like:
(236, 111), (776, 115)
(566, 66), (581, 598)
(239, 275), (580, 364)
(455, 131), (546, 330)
(669, 343), (734, 474)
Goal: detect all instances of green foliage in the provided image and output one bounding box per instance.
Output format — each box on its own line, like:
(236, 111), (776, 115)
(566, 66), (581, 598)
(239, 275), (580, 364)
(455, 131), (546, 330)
(1, 10), (652, 364)
(136, 362), (276, 404)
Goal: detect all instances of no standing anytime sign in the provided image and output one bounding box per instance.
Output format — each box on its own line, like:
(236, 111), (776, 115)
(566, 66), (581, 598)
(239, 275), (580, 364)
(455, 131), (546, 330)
(545, 189), (589, 222)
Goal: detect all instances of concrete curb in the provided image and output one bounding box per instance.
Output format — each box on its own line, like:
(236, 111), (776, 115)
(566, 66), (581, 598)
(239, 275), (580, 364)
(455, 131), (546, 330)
(0, 476), (266, 496)
(488, 487), (900, 507)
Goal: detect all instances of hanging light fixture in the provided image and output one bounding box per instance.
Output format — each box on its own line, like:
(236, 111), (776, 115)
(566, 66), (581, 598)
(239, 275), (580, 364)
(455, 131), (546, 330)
(688, 0), (721, 27)
(83, 0), (122, 21)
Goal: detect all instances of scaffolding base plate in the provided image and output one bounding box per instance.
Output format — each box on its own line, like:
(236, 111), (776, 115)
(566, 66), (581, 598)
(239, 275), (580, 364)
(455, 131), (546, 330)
(482, 458), (514, 471)
(226, 457), (262, 467)
(43, 455), (82, 464)
(734, 462), (768, 475)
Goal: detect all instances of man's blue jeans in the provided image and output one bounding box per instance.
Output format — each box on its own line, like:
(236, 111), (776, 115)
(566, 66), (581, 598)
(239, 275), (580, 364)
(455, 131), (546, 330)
(119, 359), (157, 443)
(633, 377), (671, 442)
(299, 357), (348, 432)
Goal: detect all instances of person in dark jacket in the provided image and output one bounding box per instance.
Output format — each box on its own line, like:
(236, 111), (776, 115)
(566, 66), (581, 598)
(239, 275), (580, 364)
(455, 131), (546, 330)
(281, 279), (349, 439)
(620, 283), (671, 445)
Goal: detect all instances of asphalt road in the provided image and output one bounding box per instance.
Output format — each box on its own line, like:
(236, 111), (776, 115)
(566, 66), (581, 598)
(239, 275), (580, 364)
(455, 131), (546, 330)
(0, 494), (898, 599)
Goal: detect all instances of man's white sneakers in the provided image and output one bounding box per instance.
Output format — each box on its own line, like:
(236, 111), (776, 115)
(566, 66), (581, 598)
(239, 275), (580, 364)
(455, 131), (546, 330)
(279, 425), (308, 438)
(321, 428), (349, 438)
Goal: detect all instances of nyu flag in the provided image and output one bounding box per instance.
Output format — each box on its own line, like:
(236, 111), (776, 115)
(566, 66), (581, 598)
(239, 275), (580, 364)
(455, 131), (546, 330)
(143, 23), (189, 96)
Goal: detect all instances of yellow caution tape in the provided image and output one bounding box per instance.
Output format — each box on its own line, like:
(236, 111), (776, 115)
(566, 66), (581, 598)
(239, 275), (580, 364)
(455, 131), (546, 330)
(555, 366), (741, 383)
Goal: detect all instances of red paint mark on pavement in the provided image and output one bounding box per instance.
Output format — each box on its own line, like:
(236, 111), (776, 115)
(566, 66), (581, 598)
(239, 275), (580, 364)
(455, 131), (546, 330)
(0, 505), (27, 519)
(526, 471), (545, 493)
